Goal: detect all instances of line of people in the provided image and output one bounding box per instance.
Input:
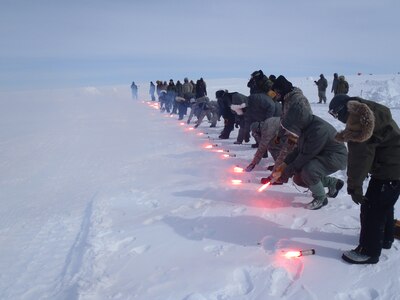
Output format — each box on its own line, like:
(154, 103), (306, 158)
(151, 70), (400, 265)
(314, 73), (349, 104)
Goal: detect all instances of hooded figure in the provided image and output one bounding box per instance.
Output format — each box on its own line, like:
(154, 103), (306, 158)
(268, 76), (313, 179)
(329, 94), (400, 264)
(274, 102), (348, 210)
(336, 75), (349, 94)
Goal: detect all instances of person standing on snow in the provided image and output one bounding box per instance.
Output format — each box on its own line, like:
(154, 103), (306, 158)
(336, 75), (349, 94)
(329, 94), (400, 264)
(314, 74), (328, 103)
(196, 78), (207, 98)
(131, 81), (138, 100)
(331, 73), (339, 95)
(270, 101), (348, 210)
(149, 81), (156, 101)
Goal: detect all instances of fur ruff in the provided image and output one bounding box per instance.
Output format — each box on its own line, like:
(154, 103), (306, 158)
(335, 100), (375, 143)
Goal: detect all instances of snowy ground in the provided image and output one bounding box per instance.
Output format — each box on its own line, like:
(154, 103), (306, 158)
(1, 74), (400, 300)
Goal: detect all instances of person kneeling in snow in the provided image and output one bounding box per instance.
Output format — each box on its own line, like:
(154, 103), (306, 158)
(329, 94), (400, 264)
(271, 102), (348, 210)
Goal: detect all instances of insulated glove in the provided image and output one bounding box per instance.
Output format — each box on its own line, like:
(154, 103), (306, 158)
(271, 163), (287, 180)
(347, 187), (367, 205)
(245, 162), (256, 172)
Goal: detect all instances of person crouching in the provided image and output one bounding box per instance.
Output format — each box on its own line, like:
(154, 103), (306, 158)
(271, 102), (348, 210)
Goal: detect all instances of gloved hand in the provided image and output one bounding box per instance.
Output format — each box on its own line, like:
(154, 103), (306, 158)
(347, 187), (367, 205)
(245, 162), (256, 172)
(260, 175), (285, 185)
(235, 122), (240, 129)
(271, 163), (287, 181)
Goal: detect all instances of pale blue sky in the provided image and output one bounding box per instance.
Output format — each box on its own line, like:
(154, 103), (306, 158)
(1, 0), (399, 90)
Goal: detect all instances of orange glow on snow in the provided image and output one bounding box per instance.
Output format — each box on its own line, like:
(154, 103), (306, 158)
(284, 251), (302, 258)
(231, 179), (242, 185)
(205, 145), (213, 149)
(233, 167), (244, 173)
(258, 181), (271, 192)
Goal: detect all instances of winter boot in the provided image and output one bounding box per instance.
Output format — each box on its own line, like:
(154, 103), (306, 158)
(342, 246), (379, 264)
(306, 182), (328, 210)
(326, 178), (344, 198)
(233, 141), (242, 145)
(305, 198), (328, 210)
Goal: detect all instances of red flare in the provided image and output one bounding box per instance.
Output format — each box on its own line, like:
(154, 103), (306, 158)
(231, 179), (242, 185)
(283, 249), (315, 258)
(257, 181), (271, 192)
(284, 251), (302, 258)
(233, 167), (244, 173)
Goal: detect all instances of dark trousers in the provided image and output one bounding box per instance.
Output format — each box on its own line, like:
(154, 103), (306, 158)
(220, 114), (235, 138)
(360, 178), (400, 256)
(178, 102), (187, 120)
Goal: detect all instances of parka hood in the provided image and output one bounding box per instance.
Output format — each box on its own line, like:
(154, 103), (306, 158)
(281, 101), (313, 137)
(335, 100), (375, 143)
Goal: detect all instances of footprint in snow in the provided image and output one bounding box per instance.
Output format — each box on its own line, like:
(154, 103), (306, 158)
(290, 217), (307, 229)
(130, 244), (150, 254)
(336, 287), (379, 300)
(142, 215), (163, 225)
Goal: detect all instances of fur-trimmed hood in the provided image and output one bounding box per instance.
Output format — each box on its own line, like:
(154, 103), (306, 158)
(335, 100), (375, 143)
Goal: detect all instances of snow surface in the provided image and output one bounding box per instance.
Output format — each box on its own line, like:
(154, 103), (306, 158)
(1, 74), (400, 300)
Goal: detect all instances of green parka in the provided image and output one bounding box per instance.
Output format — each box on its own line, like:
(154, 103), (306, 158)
(335, 98), (400, 195)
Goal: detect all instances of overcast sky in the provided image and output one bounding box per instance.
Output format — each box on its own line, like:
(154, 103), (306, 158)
(1, 0), (399, 90)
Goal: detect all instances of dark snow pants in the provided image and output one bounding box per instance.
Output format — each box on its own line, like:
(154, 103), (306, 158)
(360, 178), (400, 257)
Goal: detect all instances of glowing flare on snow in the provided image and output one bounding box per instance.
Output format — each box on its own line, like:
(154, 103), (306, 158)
(197, 132), (204, 136)
(231, 179), (242, 185)
(205, 145), (213, 149)
(233, 167), (244, 173)
(179, 122), (185, 125)
(283, 249), (315, 258)
(257, 181), (271, 192)
(284, 251), (302, 258)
